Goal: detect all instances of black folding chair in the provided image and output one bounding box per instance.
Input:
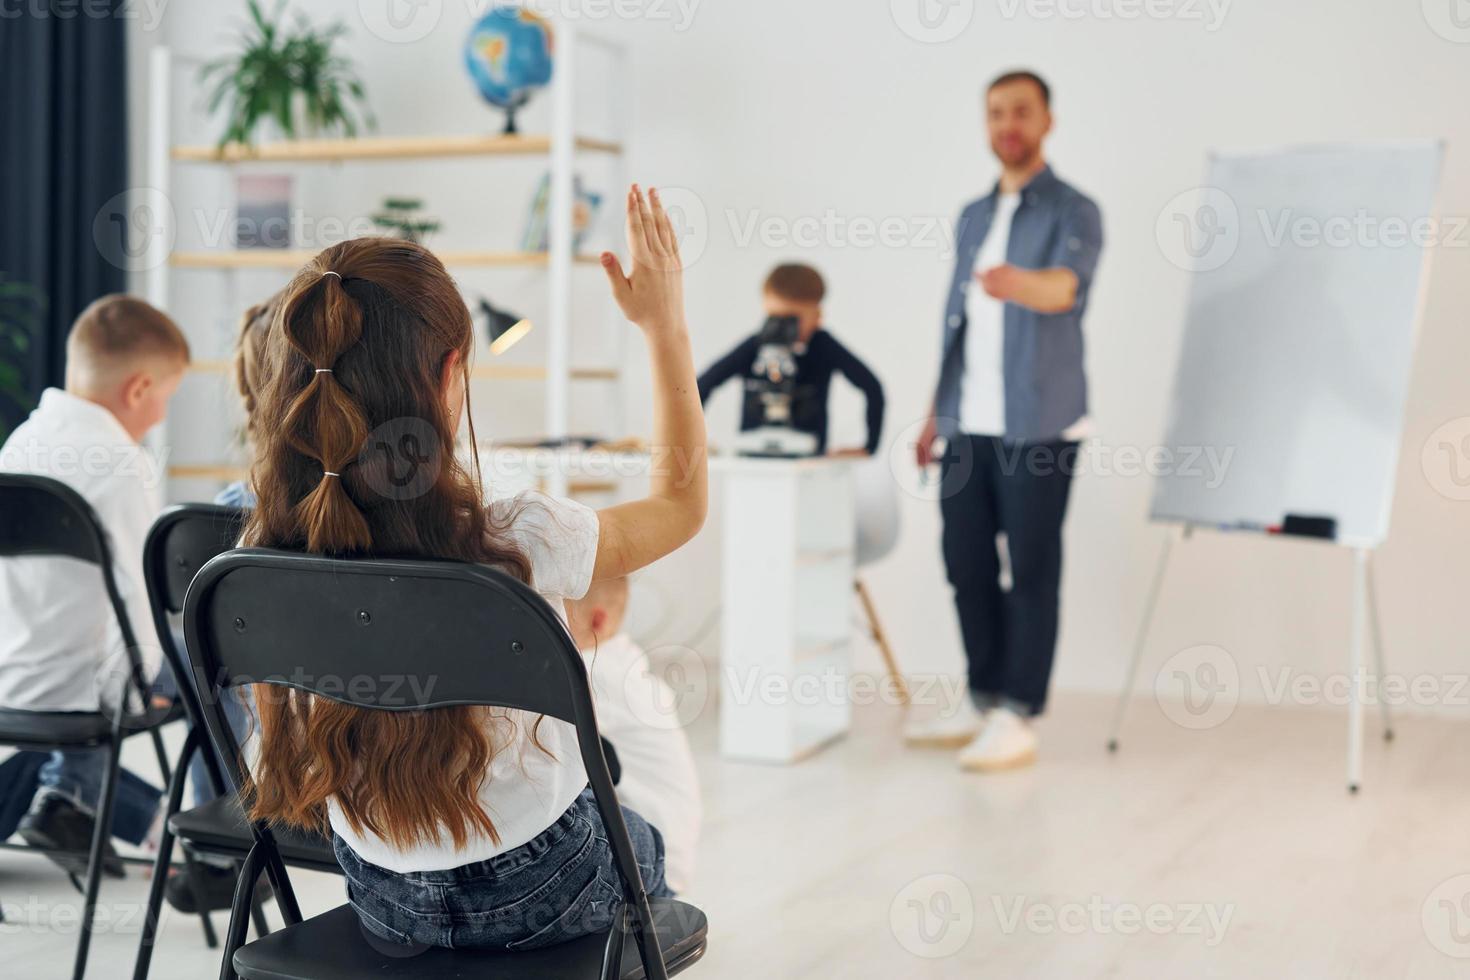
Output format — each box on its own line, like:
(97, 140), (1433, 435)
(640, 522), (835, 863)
(183, 548), (708, 980)
(0, 474), (182, 980)
(129, 506), (623, 976)
(133, 504), (279, 979)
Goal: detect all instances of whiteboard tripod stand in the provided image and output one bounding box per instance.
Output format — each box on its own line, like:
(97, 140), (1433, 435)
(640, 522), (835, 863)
(1105, 524), (1394, 794)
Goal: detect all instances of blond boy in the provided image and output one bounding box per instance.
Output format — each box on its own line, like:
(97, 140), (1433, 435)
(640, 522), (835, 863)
(0, 295), (188, 872)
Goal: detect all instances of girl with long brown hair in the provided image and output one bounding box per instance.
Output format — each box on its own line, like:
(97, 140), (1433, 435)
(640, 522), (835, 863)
(241, 185), (706, 951)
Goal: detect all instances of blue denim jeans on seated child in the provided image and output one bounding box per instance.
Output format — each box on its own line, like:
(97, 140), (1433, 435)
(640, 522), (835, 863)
(334, 788), (673, 951)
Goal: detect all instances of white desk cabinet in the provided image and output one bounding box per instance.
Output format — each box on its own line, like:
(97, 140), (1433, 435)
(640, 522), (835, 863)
(714, 457), (855, 763)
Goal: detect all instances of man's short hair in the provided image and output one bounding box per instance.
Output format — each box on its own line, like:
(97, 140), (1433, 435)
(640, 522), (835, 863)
(764, 263), (826, 304)
(987, 70), (1051, 108)
(67, 295), (190, 382)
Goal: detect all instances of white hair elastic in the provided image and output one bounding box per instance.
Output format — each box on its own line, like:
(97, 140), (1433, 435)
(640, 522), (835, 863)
(321, 270), (342, 280)
(314, 368), (333, 374)
(322, 471), (341, 478)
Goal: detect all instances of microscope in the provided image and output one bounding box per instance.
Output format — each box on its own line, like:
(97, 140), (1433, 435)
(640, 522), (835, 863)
(734, 314), (819, 458)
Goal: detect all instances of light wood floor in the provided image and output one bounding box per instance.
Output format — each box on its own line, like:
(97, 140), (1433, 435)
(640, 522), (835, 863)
(4, 690), (1469, 979)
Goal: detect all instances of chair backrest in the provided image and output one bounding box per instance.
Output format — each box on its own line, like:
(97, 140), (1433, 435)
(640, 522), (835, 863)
(142, 504), (247, 792)
(185, 549), (589, 722)
(0, 473), (148, 706)
(145, 504), (248, 618)
(0, 472), (114, 566)
(182, 547), (650, 909)
(853, 456), (900, 568)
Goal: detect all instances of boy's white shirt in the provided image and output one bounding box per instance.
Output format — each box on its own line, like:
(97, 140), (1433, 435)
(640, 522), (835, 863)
(0, 387), (164, 711)
(586, 631), (702, 894)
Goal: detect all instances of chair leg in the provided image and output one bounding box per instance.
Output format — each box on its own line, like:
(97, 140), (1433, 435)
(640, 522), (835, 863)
(218, 843), (265, 980)
(855, 578), (910, 706)
(147, 725), (172, 788)
(175, 726), (222, 949)
(72, 737), (123, 980)
(599, 902), (630, 980)
(132, 725), (200, 980)
(248, 880), (270, 938)
(627, 893), (669, 980)
(180, 845), (221, 948)
(258, 834), (303, 927)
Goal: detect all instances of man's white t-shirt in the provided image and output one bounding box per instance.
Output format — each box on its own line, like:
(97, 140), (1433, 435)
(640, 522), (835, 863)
(586, 632), (701, 894)
(328, 491), (601, 874)
(0, 388), (164, 712)
(959, 192), (1091, 441)
(959, 192), (1022, 437)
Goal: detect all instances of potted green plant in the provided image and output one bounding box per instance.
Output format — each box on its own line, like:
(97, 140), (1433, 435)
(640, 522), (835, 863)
(372, 198), (442, 244)
(0, 277), (42, 440)
(201, 0), (374, 150)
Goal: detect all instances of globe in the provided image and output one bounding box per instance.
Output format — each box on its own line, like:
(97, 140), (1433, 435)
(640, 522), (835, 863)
(463, 7), (555, 135)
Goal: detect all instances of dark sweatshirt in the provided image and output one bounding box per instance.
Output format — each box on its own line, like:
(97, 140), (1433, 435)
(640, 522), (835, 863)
(696, 328), (885, 455)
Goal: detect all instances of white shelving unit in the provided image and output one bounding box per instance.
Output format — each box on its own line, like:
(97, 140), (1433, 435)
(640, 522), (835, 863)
(715, 457), (856, 763)
(145, 27), (630, 498)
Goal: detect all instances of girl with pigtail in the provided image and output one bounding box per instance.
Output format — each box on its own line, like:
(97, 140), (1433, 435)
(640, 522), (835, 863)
(240, 186), (707, 951)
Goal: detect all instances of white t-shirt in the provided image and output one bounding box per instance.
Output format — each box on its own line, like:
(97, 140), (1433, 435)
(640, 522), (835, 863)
(586, 632), (701, 894)
(0, 388), (164, 712)
(328, 490), (601, 874)
(960, 193), (1092, 441)
(959, 192), (1021, 437)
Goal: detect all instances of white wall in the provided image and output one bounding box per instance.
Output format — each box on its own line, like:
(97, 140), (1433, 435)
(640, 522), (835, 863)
(133, 0), (1470, 713)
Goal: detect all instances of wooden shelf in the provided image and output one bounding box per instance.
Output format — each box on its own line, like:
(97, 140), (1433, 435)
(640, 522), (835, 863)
(170, 464), (246, 481)
(186, 361), (617, 382)
(170, 250), (602, 270)
(470, 365), (620, 382)
(171, 133), (622, 164)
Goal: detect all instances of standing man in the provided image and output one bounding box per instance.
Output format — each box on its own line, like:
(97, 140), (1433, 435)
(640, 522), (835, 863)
(906, 70), (1103, 771)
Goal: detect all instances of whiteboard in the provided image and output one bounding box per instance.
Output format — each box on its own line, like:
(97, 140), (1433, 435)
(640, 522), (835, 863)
(1148, 142), (1443, 547)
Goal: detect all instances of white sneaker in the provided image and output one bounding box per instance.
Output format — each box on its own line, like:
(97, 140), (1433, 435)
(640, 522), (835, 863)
(904, 697), (986, 748)
(957, 706), (1037, 771)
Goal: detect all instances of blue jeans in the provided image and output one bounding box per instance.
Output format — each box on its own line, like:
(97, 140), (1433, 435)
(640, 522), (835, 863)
(334, 788), (672, 951)
(36, 750), (164, 846)
(0, 751), (51, 838)
(35, 659), (255, 845)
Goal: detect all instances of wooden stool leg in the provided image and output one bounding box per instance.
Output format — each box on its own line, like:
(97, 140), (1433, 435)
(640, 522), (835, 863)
(855, 578), (910, 706)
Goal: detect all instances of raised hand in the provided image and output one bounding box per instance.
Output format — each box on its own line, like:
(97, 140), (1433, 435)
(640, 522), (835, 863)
(600, 184), (686, 335)
(589, 187), (708, 583)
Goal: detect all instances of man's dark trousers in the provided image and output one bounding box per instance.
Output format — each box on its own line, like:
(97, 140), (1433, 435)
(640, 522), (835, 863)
(940, 434), (1078, 715)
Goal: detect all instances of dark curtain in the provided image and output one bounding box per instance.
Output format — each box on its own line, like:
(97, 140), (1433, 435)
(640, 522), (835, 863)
(0, 1), (129, 433)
